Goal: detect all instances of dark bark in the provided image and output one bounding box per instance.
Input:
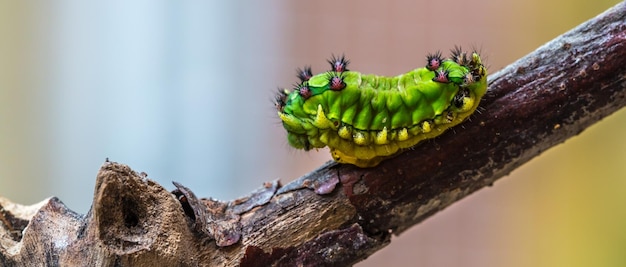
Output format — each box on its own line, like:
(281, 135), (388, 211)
(1, 1), (625, 266)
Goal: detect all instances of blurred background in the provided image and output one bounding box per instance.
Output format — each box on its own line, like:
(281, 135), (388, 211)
(1, 0), (624, 266)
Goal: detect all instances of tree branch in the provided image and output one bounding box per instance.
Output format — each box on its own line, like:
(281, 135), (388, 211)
(1, 1), (625, 266)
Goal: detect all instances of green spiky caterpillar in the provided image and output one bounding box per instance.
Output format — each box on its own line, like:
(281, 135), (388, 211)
(276, 48), (487, 167)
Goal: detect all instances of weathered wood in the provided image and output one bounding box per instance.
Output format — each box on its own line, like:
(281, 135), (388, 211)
(1, 1), (625, 266)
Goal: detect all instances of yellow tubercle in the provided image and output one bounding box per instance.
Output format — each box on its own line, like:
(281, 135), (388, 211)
(338, 125), (352, 139)
(278, 112), (304, 132)
(353, 131), (367, 146)
(421, 121), (432, 133)
(312, 104), (336, 129)
(397, 128), (409, 141)
(375, 127), (389, 145)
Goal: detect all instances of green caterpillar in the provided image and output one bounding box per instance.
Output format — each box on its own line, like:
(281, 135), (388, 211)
(276, 48), (487, 167)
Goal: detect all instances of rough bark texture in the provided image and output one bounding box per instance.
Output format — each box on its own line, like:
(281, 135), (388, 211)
(1, 2), (625, 266)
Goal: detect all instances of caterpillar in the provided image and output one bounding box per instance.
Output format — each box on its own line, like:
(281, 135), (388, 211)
(275, 48), (487, 167)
